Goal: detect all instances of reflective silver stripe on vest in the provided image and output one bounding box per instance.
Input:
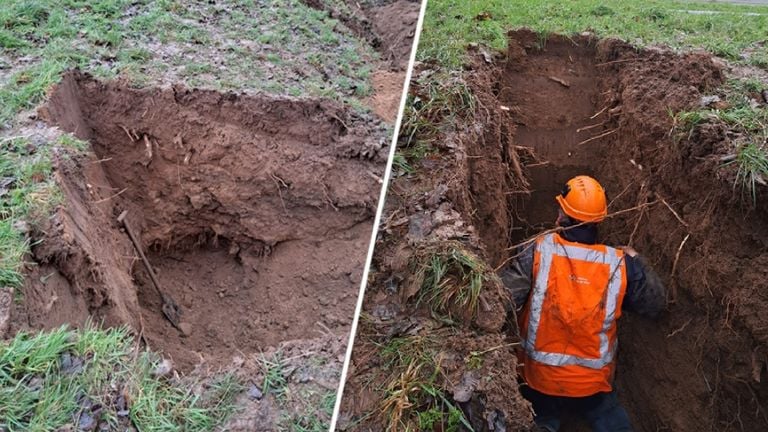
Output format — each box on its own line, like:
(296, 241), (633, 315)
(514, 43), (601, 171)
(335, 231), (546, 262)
(523, 233), (624, 369)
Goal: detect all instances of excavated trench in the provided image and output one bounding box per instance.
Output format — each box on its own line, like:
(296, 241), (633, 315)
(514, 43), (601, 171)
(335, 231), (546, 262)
(15, 72), (385, 370)
(463, 31), (768, 431)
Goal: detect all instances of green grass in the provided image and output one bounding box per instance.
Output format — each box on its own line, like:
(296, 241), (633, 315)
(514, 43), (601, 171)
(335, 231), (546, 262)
(379, 335), (435, 373)
(284, 389), (337, 432)
(0, 0), (377, 126)
(0, 136), (77, 287)
(263, 350), (338, 432)
(0, 324), (241, 431)
(412, 244), (497, 323)
(0, 0), (139, 125)
(374, 334), (473, 432)
(401, 77), (475, 148)
(419, 0), (768, 68)
(392, 152), (415, 175)
(260, 351), (289, 401)
(392, 142), (437, 176)
(417, 384), (472, 432)
(724, 142), (768, 203)
(397, 75), (474, 169)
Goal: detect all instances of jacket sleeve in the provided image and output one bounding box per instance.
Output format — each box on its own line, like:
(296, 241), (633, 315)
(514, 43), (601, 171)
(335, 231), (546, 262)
(622, 254), (667, 319)
(498, 243), (535, 310)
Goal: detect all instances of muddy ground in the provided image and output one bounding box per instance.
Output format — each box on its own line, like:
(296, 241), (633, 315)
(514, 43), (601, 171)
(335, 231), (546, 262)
(340, 30), (768, 431)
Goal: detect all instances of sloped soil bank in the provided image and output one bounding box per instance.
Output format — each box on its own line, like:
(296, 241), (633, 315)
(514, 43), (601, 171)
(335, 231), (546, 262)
(11, 71), (388, 372)
(341, 30), (768, 431)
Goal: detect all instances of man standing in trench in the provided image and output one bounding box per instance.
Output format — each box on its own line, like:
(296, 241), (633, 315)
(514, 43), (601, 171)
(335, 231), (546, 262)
(499, 175), (666, 432)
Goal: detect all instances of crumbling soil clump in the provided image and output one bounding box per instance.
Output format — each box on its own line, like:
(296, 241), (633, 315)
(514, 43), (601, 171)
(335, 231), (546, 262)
(341, 29), (768, 431)
(11, 71), (387, 371)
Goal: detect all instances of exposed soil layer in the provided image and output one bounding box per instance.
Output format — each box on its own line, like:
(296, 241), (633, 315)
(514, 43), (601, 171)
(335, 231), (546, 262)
(341, 30), (768, 431)
(471, 31), (767, 431)
(367, 70), (406, 122)
(12, 72), (387, 371)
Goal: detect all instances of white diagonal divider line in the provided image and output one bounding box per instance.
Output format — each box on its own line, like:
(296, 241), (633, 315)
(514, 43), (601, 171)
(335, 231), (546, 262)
(328, 0), (429, 429)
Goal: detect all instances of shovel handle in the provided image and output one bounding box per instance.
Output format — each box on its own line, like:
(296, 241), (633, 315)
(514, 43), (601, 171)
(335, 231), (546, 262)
(118, 211), (181, 329)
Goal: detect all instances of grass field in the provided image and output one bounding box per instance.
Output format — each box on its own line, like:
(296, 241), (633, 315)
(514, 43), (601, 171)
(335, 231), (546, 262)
(0, 324), (241, 431)
(0, 0), (376, 126)
(419, 0), (768, 67)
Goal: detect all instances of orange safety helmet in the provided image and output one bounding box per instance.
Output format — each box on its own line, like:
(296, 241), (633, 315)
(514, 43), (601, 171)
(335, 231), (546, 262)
(555, 175), (608, 223)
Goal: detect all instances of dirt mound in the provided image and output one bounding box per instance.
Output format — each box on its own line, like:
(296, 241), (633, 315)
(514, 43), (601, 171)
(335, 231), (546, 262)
(302, 0), (420, 71)
(341, 30), (768, 431)
(11, 71), (387, 371)
(300, 0), (419, 122)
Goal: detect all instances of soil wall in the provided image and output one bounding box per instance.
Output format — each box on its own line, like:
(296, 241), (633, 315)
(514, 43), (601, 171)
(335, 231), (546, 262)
(340, 29), (767, 432)
(467, 30), (767, 431)
(13, 72), (388, 370)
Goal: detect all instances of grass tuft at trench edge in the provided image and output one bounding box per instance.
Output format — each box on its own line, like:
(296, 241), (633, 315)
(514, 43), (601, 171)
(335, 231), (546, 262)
(0, 323), (241, 431)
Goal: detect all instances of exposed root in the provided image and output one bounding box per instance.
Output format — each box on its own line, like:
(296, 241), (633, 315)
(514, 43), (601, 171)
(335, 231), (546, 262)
(659, 196), (689, 227)
(92, 187), (128, 204)
(576, 122), (607, 133)
(577, 127), (618, 146)
(669, 233), (691, 304)
(667, 318), (693, 338)
(547, 75), (570, 87)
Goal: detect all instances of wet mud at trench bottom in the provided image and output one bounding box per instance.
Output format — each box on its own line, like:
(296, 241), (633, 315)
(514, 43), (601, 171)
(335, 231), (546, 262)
(461, 31), (767, 430)
(12, 71), (387, 371)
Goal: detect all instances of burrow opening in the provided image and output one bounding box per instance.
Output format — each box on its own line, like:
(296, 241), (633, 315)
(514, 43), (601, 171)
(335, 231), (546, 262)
(32, 72), (383, 370)
(464, 31), (767, 431)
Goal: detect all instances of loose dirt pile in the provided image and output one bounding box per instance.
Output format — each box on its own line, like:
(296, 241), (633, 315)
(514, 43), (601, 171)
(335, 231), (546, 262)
(341, 30), (768, 431)
(10, 72), (387, 373)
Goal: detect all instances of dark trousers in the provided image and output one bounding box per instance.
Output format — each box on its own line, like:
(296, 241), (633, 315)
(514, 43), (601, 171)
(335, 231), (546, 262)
(521, 386), (633, 432)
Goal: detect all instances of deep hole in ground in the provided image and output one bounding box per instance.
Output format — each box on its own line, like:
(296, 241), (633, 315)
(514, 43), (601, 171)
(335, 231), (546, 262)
(461, 30), (768, 431)
(13, 72), (386, 371)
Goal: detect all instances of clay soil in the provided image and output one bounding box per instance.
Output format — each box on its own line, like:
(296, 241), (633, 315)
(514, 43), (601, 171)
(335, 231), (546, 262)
(10, 71), (387, 373)
(340, 30), (768, 431)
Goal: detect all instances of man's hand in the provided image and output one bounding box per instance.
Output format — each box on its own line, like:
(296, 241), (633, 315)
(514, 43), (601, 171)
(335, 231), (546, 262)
(619, 245), (638, 257)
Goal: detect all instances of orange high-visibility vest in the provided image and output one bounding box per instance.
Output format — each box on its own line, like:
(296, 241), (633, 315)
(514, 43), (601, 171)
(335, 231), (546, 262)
(519, 233), (628, 397)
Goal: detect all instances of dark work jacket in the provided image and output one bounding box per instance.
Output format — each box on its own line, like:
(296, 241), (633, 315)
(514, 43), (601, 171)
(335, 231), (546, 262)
(499, 224), (666, 318)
